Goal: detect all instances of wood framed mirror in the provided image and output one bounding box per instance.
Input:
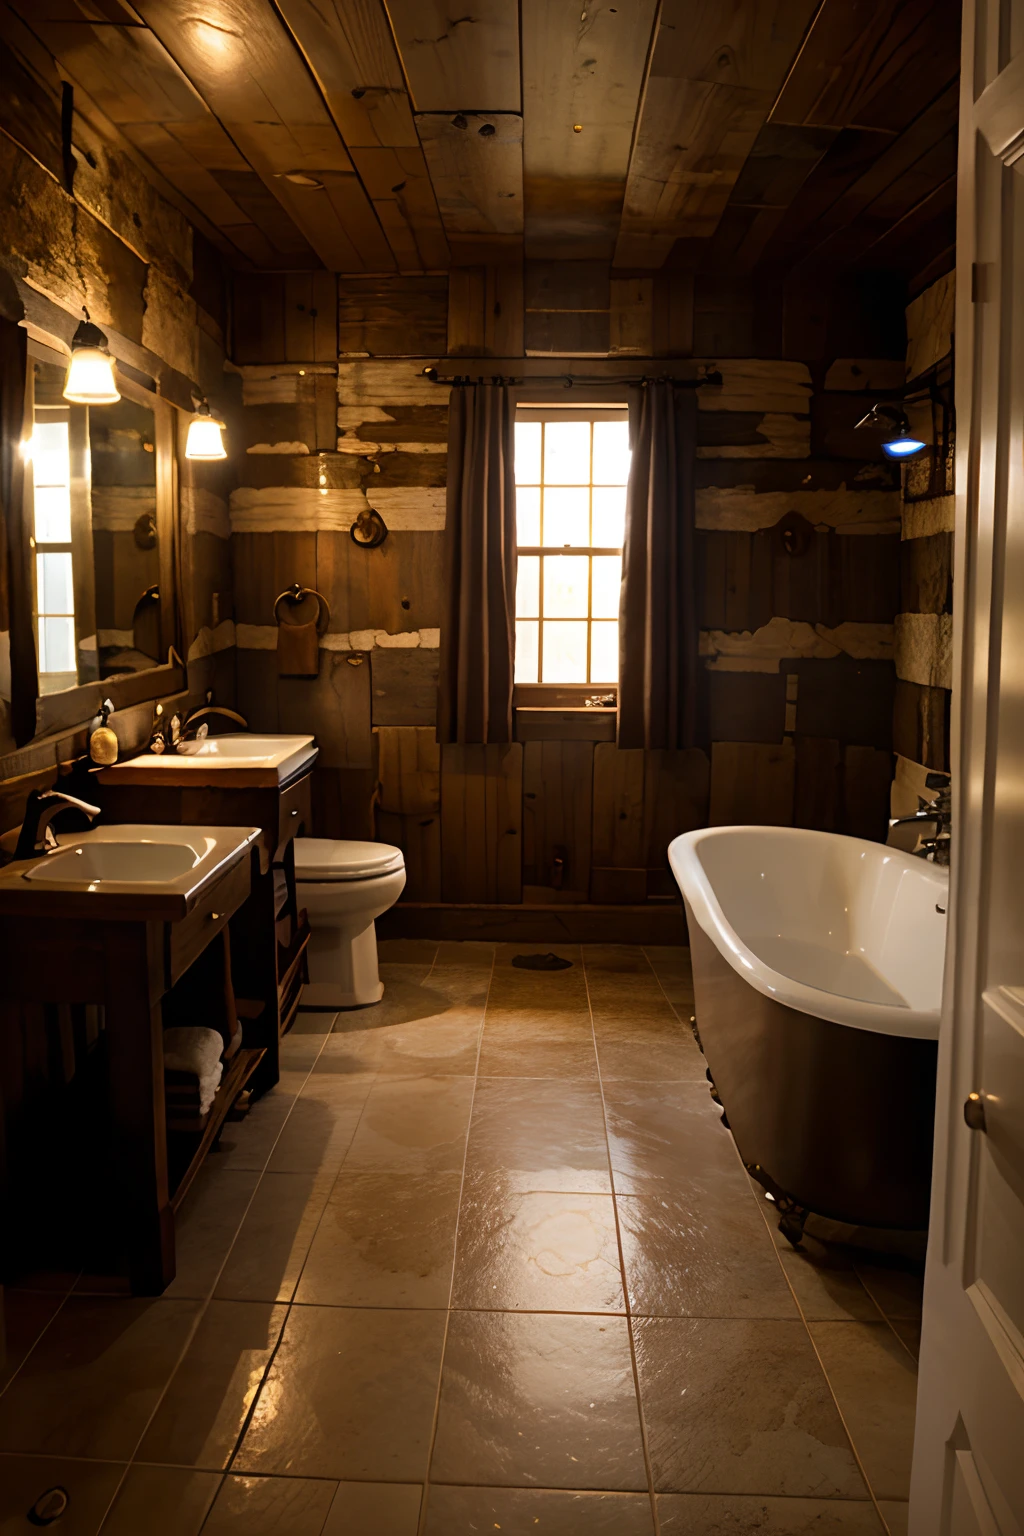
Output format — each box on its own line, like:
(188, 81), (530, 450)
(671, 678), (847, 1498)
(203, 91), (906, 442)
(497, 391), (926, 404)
(26, 340), (180, 713)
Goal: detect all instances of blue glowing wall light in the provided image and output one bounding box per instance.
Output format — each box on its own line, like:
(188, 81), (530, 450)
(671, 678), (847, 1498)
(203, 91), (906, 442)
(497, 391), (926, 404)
(855, 403), (927, 460)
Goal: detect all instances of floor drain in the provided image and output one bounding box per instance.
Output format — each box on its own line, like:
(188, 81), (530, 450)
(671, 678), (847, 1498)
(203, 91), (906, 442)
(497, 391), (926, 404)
(511, 953), (573, 971)
(28, 1488), (69, 1526)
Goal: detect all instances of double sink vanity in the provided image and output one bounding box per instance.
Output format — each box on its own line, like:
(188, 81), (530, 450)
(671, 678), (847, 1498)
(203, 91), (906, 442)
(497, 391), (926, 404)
(0, 731), (318, 1294)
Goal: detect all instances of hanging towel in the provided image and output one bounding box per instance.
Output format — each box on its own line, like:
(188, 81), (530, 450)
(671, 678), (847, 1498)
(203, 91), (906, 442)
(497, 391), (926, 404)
(277, 614), (319, 677)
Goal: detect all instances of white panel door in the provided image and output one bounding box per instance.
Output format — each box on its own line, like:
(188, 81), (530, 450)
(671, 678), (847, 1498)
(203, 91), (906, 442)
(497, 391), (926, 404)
(910, 0), (1024, 1529)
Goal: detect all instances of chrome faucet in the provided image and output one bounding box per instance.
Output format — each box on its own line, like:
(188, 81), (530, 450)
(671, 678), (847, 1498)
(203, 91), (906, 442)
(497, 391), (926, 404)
(15, 789), (102, 858)
(889, 772), (951, 866)
(178, 703), (248, 742)
(148, 695), (248, 754)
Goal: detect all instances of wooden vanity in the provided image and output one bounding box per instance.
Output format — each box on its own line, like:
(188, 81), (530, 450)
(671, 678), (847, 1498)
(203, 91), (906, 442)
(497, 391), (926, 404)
(0, 825), (260, 1294)
(97, 736), (318, 1060)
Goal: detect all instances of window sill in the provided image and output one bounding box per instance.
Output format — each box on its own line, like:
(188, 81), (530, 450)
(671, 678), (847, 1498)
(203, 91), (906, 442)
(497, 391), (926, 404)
(514, 706), (617, 743)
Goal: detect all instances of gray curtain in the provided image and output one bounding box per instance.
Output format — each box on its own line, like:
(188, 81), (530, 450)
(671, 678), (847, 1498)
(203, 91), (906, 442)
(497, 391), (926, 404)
(438, 384), (517, 744)
(618, 381), (698, 750)
(0, 315), (36, 746)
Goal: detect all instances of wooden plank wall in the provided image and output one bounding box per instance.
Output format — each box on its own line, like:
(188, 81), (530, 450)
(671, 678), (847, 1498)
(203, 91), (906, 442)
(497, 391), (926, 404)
(891, 270), (954, 812)
(230, 267), (905, 901)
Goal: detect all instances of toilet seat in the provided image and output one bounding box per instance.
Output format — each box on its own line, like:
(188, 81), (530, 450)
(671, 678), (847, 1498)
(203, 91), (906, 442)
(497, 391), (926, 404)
(294, 838), (404, 882)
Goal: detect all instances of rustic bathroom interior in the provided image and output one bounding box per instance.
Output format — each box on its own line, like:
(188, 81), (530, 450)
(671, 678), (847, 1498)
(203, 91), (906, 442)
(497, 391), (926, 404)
(1, 0), (1015, 1532)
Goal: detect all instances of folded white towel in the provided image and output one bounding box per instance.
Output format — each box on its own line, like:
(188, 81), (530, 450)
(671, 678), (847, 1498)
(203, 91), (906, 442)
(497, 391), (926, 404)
(164, 1026), (225, 1116)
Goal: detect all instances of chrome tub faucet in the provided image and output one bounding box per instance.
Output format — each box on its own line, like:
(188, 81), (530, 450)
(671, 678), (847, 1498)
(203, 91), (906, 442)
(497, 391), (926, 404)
(889, 771), (951, 866)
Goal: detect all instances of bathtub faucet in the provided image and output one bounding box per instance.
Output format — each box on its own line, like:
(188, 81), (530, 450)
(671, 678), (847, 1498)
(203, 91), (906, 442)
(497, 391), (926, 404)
(889, 772), (951, 866)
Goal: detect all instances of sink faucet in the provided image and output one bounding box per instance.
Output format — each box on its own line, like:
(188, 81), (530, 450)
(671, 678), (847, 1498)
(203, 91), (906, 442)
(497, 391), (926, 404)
(889, 772), (951, 866)
(148, 697), (248, 754)
(178, 704), (248, 743)
(15, 789), (102, 858)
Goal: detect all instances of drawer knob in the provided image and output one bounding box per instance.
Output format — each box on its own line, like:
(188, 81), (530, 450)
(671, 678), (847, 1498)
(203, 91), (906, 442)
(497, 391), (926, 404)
(210, 911), (222, 921)
(290, 808), (298, 817)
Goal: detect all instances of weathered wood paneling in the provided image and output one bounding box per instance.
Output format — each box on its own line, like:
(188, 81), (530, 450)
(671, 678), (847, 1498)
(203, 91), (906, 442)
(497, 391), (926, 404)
(370, 648), (440, 726)
(387, 0), (522, 112)
(795, 736), (841, 831)
(522, 740), (595, 901)
(793, 658), (895, 748)
(277, 652), (374, 769)
(709, 742), (796, 827)
(232, 531), (317, 626)
(338, 276), (448, 357)
(642, 750), (712, 893)
(376, 809), (442, 901)
(312, 762), (379, 842)
(900, 532), (953, 613)
(709, 672), (787, 742)
(843, 744), (894, 842)
(592, 745), (646, 873)
(376, 726), (441, 815)
(440, 744), (523, 903)
(906, 270), (954, 381)
(447, 264), (524, 356)
(317, 530), (444, 635)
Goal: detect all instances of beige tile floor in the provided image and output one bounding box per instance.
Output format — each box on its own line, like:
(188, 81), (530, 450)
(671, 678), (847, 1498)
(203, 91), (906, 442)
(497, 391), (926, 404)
(0, 941), (924, 1535)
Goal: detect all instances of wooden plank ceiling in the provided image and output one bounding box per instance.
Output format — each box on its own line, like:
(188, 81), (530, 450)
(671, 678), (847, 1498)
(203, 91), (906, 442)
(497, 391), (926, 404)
(2, 0), (960, 284)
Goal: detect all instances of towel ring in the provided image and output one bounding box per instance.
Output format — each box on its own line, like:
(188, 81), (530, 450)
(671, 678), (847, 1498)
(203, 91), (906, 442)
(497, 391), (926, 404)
(273, 582), (332, 635)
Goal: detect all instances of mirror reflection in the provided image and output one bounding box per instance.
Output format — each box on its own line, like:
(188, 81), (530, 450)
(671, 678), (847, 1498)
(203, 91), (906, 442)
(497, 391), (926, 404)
(30, 358), (164, 695)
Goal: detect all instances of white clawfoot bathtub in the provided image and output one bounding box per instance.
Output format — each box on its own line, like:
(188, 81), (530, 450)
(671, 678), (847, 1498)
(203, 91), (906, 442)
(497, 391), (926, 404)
(669, 826), (947, 1237)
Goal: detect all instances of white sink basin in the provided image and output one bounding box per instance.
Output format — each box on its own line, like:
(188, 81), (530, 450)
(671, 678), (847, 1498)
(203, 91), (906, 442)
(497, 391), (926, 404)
(0, 823), (262, 915)
(25, 840), (201, 885)
(100, 733), (317, 787)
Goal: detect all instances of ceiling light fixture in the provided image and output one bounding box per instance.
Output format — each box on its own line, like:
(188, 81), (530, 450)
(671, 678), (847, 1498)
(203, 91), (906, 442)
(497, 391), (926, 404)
(185, 398), (227, 461)
(63, 311), (120, 404)
(854, 403), (927, 460)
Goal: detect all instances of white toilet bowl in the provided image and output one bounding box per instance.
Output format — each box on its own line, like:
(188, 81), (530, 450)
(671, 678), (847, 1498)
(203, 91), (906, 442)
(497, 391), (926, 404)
(295, 838), (406, 1007)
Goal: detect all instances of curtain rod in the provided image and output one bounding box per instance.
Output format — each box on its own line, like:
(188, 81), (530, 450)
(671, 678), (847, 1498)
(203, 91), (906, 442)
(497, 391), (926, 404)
(422, 367), (723, 388)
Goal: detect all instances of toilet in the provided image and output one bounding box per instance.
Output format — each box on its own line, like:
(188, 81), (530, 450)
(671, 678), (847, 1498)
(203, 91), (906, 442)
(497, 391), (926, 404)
(294, 839), (406, 1007)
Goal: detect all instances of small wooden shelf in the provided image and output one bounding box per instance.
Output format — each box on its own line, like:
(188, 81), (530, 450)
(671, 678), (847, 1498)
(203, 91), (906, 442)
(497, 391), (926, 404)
(168, 1045), (265, 1210)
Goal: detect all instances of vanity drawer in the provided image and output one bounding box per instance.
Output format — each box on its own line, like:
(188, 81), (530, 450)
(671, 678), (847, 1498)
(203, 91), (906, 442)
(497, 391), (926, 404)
(277, 773), (312, 851)
(167, 853), (251, 987)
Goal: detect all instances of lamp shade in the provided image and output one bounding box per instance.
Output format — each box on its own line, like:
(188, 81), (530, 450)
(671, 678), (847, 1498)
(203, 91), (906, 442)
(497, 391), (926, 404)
(881, 435), (927, 460)
(185, 412), (227, 460)
(63, 345), (120, 404)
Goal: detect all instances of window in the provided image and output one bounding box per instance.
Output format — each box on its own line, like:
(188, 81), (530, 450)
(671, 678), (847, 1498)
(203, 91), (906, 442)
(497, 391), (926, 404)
(514, 409), (630, 685)
(30, 407), (78, 693)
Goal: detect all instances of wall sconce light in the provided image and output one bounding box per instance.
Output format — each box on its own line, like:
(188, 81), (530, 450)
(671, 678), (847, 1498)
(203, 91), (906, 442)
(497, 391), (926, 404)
(63, 313), (120, 404)
(854, 403), (927, 460)
(185, 398), (227, 460)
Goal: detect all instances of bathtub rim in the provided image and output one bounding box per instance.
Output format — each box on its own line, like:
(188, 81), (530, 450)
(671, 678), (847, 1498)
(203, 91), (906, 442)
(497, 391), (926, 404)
(669, 825), (947, 1041)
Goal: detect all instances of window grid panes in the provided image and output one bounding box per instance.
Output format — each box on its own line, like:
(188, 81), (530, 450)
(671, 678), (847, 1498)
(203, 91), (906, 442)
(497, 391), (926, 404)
(31, 412), (76, 677)
(514, 416), (629, 685)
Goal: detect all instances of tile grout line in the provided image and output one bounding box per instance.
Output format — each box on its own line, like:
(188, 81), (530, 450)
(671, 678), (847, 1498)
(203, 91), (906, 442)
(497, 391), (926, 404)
(645, 944), (893, 1532)
(2, 1028), (336, 1534)
(212, 1010), (394, 1518)
(230, 938), (478, 1491)
(581, 946), (662, 1536)
(745, 1168), (893, 1533)
(75, 1017), (340, 1534)
(415, 943), (496, 1536)
(851, 1263), (923, 1367)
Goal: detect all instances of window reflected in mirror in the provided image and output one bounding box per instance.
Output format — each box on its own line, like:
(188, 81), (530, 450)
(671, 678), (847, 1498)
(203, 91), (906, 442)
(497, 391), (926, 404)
(89, 394), (161, 675)
(29, 356), (164, 695)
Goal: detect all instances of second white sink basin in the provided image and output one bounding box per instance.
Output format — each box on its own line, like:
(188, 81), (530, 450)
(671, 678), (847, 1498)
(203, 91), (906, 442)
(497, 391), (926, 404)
(25, 840), (201, 884)
(100, 733), (317, 788)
